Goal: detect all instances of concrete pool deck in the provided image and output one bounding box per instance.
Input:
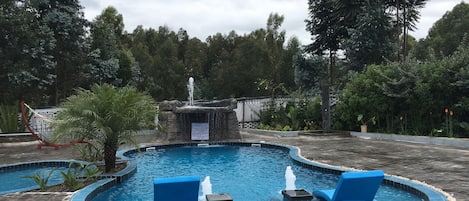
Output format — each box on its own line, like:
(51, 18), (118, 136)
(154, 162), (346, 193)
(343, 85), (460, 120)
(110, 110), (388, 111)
(0, 132), (467, 201)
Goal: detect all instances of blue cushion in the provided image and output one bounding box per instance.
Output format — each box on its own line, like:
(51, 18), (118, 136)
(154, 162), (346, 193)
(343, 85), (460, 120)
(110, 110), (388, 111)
(154, 176), (200, 201)
(313, 189), (335, 201)
(313, 170), (384, 201)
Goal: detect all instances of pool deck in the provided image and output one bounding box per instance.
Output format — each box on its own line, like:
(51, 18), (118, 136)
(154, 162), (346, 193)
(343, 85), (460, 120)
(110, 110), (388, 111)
(0, 132), (468, 201)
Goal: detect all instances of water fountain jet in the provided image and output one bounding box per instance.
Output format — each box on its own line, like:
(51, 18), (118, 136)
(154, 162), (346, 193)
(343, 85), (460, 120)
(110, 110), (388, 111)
(188, 77), (194, 106)
(282, 166), (313, 201)
(285, 166), (296, 190)
(157, 77), (241, 142)
(201, 176), (212, 195)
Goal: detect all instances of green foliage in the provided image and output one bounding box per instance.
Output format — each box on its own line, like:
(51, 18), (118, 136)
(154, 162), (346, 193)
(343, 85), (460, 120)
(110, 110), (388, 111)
(88, 7), (123, 86)
(22, 168), (57, 191)
(60, 168), (84, 191)
(1, 0), (57, 105)
(0, 103), (19, 133)
(2, 1), (301, 104)
(52, 84), (157, 172)
(258, 97), (322, 131)
(81, 163), (102, 182)
(335, 39), (469, 136)
(60, 162), (102, 191)
(343, 1), (395, 71)
(423, 2), (469, 58)
(306, 0), (348, 55)
(76, 143), (104, 162)
(0, 102), (29, 133)
(334, 65), (388, 132)
(293, 51), (326, 92)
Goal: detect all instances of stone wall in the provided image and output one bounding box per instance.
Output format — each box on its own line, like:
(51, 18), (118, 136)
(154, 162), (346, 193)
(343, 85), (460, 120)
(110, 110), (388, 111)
(158, 99), (240, 142)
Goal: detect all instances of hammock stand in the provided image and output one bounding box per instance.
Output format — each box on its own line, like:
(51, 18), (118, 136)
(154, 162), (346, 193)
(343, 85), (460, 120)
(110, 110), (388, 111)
(20, 101), (90, 150)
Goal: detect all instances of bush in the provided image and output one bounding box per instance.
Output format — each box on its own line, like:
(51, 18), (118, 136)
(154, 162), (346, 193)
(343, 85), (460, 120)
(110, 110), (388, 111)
(258, 97), (322, 131)
(0, 102), (27, 133)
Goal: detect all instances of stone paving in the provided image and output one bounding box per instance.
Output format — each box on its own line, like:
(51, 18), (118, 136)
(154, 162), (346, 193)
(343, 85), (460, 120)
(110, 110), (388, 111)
(0, 132), (468, 201)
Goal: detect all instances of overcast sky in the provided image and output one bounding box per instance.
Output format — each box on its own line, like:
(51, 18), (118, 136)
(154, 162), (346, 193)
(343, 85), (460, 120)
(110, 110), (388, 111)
(80, 0), (464, 45)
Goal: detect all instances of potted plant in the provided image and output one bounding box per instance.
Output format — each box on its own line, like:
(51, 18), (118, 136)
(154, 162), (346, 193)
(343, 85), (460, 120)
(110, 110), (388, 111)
(357, 114), (376, 133)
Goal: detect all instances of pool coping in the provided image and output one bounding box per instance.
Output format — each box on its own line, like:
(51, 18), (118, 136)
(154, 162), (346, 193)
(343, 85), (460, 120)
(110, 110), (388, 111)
(69, 141), (449, 201)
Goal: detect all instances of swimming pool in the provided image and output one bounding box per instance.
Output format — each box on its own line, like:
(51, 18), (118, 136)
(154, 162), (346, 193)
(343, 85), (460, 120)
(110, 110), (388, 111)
(0, 160), (77, 195)
(91, 145), (424, 201)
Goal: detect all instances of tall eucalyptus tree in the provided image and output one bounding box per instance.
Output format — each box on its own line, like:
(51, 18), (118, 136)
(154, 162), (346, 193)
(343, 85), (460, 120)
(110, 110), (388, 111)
(306, 0), (349, 131)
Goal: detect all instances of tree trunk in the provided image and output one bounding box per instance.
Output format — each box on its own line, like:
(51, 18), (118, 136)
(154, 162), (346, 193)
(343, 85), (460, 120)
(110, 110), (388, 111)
(104, 141), (117, 173)
(321, 51), (334, 133)
(321, 79), (331, 133)
(403, 1), (407, 61)
(396, 0), (400, 62)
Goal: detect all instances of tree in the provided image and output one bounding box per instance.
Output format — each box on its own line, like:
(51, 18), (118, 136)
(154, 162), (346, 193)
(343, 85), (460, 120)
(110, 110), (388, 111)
(343, 0), (395, 71)
(89, 7), (139, 87)
(265, 13), (286, 87)
(88, 7), (122, 86)
(335, 0), (427, 62)
(127, 26), (186, 101)
(400, 0), (427, 61)
(445, 37), (469, 136)
(278, 37), (301, 91)
(52, 84), (157, 172)
(33, 0), (89, 104)
(1, 0), (57, 104)
(293, 50), (327, 93)
(306, 0), (348, 131)
(423, 2), (469, 58)
(181, 38), (207, 81)
(385, 0), (427, 61)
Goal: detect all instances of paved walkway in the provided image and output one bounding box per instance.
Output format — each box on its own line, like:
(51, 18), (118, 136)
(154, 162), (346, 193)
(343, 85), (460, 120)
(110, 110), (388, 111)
(0, 132), (467, 201)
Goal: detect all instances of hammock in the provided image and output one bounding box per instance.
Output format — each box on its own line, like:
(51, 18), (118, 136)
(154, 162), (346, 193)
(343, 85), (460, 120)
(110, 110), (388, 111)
(20, 101), (90, 149)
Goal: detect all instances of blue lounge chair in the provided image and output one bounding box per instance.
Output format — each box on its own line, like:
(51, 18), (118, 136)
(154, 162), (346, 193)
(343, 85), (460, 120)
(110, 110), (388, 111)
(313, 170), (385, 201)
(154, 176), (200, 201)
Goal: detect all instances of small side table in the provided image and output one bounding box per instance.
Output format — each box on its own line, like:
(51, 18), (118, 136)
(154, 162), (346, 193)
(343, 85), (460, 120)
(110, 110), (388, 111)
(206, 193), (233, 201)
(281, 189), (314, 201)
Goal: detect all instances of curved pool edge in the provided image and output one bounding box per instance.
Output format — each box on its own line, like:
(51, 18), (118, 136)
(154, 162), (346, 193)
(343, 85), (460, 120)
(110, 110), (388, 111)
(281, 143), (452, 201)
(0, 160), (88, 195)
(72, 141), (452, 201)
(69, 160), (137, 201)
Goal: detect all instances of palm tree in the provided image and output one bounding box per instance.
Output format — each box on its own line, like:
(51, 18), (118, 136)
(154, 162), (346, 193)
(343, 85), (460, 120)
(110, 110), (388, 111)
(385, 0), (427, 61)
(52, 84), (157, 172)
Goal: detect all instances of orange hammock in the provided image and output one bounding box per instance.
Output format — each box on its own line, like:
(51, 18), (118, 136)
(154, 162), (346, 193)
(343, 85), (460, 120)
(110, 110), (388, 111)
(20, 101), (90, 150)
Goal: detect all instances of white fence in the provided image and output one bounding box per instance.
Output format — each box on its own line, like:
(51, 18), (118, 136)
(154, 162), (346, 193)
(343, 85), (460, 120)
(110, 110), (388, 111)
(235, 97), (290, 128)
(30, 97), (300, 130)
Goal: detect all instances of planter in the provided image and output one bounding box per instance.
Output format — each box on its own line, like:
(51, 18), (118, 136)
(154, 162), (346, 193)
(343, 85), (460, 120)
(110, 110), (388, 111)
(360, 125), (368, 133)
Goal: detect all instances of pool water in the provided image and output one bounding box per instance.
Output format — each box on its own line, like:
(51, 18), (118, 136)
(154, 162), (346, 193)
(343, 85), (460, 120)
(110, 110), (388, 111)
(93, 145), (423, 201)
(0, 166), (69, 194)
